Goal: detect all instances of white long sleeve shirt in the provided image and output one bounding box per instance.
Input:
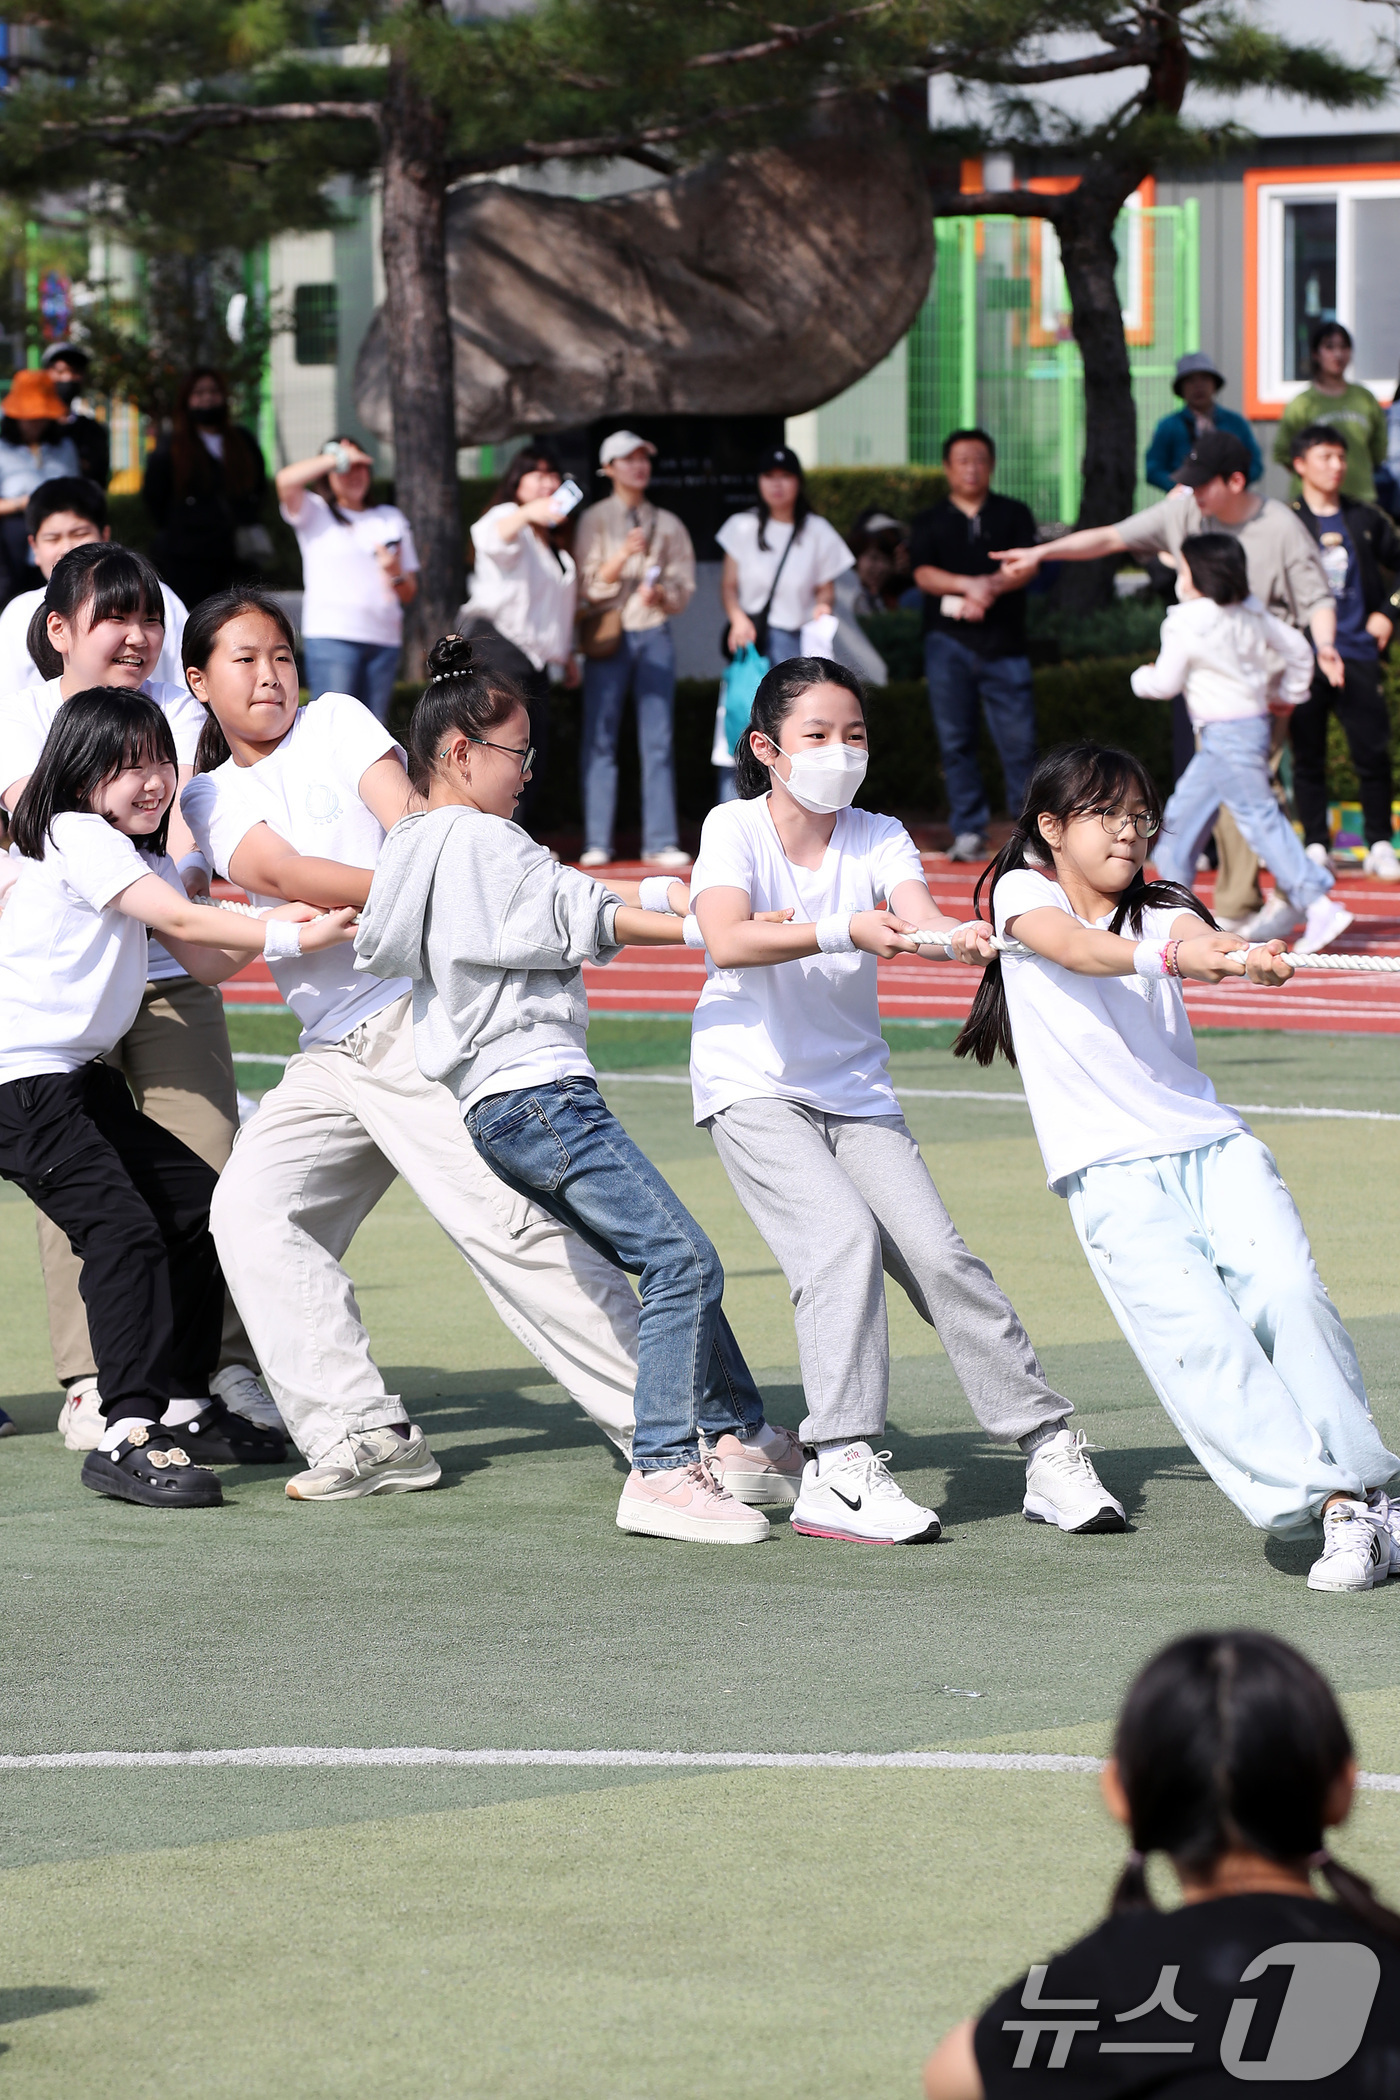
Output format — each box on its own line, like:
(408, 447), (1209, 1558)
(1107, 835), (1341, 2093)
(1130, 594), (1315, 727)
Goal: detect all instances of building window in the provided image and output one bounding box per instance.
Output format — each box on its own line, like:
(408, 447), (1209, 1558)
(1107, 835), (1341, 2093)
(1246, 166), (1400, 414)
(294, 283), (338, 366)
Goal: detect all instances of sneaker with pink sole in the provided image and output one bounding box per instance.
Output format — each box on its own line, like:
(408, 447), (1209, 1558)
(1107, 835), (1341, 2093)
(703, 1424), (805, 1505)
(616, 1458), (770, 1543)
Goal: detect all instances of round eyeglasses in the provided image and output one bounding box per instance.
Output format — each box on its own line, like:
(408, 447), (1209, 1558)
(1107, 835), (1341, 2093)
(1091, 806), (1160, 840)
(441, 733), (535, 776)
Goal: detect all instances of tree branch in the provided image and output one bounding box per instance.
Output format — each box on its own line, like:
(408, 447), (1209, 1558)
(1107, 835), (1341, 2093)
(685, 2), (893, 69)
(935, 41), (1154, 87)
(39, 98), (381, 149)
(926, 185), (1066, 223)
(445, 86), (851, 181)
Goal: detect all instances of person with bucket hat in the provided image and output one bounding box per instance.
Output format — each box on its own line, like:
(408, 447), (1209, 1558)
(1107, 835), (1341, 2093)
(0, 369), (80, 596)
(573, 430), (696, 869)
(1145, 352), (1263, 493)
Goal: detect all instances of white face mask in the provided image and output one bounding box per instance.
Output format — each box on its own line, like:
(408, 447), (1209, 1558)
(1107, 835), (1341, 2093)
(769, 740), (868, 814)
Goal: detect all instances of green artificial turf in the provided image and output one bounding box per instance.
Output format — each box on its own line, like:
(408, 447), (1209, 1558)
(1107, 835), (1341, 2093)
(3, 1021), (1400, 2096)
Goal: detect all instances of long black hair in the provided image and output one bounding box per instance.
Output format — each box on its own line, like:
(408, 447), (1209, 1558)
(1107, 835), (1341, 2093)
(27, 542), (165, 680)
(182, 586), (299, 775)
(405, 633), (528, 794)
(1109, 1630), (1400, 1941)
(731, 655), (866, 799)
(953, 741), (1210, 1068)
(11, 687), (178, 860)
(756, 463), (811, 552)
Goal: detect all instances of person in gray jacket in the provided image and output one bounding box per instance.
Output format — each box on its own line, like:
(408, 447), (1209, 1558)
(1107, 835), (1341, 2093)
(355, 633), (806, 1543)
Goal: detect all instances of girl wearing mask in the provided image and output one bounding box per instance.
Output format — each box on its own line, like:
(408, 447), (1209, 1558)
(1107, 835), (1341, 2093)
(687, 656), (1123, 1544)
(143, 369), (267, 609)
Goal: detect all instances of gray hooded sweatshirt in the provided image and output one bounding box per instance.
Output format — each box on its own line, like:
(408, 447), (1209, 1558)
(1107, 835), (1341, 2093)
(354, 806), (622, 1106)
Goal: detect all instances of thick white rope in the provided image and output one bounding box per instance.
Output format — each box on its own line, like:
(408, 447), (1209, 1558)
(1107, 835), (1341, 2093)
(909, 927), (1400, 973)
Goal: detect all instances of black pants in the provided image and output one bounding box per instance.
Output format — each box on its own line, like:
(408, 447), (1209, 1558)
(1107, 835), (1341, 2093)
(1290, 656), (1394, 848)
(460, 618), (551, 831)
(0, 1063), (223, 1420)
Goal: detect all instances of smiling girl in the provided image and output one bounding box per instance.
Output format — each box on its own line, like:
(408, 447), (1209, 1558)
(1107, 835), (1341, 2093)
(180, 596), (658, 1502)
(0, 542), (270, 1452)
(0, 688), (353, 1507)
(687, 656), (1121, 1545)
(955, 740), (1400, 1591)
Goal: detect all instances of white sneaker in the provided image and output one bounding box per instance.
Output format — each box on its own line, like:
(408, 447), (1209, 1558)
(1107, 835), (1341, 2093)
(578, 848), (611, 868)
(616, 1458), (769, 1542)
(1366, 1489), (1400, 1573)
(1023, 1427), (1126, 1533)
(1364, 839), (1400, 882)
(57, 1376), (104, 1451)
(209, 1363), (285, 1434)
(642, 847), (694, 871)
(285, 1424), (441, 1500)
(947, 832), (990, 864)
(1305, 841), (1332, 869)
(1294, 896), (1355, 956)
(1241, 894), (1303, 944)
(1308, 1497), (1391, 1592)
(790, 1444), (941, 1544)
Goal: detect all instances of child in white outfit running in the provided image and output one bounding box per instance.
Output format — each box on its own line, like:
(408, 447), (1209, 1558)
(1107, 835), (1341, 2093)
(689, 655), (1125, 1544)
(1131, 533), (1353, 955)
(955, 739), (1400, 1593)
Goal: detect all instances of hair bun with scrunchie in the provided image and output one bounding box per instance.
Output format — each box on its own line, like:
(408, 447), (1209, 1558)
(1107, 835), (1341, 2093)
(425, 632), (475, 684)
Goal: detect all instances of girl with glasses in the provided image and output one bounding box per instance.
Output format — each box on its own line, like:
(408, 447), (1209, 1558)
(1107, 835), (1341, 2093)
(956, 741), (1400, 1592)
(1132, 532), (1352, 957)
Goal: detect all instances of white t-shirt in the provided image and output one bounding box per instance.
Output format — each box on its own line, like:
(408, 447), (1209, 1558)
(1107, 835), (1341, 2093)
(992, 867), (1244, 1192)
(0, 580), (190, 699)
(180, 690), (410, 1048)
(462, 503), (577, 671)
(0, 675), (206, 985)
(714, 511), (854, 634)
(286, 491), (420, 648)
(688, 796), (924, 1120)
(0, 812), (179, 1081)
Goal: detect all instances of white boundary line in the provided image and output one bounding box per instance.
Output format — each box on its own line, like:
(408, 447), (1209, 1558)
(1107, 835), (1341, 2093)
(0, 1747), (1396, 1789)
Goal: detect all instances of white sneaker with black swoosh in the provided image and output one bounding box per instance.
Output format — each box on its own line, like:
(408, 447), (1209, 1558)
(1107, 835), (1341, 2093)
(789, 1444), (941, 1544)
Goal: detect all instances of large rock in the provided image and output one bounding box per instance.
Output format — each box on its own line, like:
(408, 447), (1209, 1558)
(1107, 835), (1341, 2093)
(355, 126), (933, 443)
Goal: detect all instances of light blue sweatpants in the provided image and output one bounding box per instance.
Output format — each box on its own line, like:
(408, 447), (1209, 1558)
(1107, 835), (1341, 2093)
(1064, 1133), (1398, 1535)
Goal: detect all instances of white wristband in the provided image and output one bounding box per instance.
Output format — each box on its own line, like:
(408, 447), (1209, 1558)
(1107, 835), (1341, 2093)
(263, 918), (303, 961)
(1133, 940), (1168, 979)
(815, 912), (856, 955)
(638, 876), (677, 914)
(682, 913), (706, 949)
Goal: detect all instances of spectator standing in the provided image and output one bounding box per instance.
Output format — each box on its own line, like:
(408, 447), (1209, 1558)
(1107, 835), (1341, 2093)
(143, 368), (267, 609)
(276, 437), (419, 724)
(0, 477), (188, 696)
(712, 444), (853, 801)
(910, 428), (1038, 862)
(0, 369), (80, 597)
(574, 430), (695, 869)
(458, 441), (579, 830)
(1288, 422), (1400, 881)
(1274, 322), (1386, 503)
(841, 509), (910, 616)
(38, 342), (110, 489)
(1145, 350), (1263, 492)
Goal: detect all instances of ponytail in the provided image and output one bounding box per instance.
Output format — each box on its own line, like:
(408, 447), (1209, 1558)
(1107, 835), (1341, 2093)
(1316, 1852), (1400, 1945)
(406, 633), (525, 794)
(953, 740), (1212, 1069)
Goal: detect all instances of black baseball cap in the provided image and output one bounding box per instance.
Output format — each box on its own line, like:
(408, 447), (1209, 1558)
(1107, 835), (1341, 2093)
(1173, 430), (1253, 488)
(756, 445), (803, 477)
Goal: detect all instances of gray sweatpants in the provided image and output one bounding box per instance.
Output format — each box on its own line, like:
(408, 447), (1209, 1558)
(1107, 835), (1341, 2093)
(706, 1100), (1070, 1447)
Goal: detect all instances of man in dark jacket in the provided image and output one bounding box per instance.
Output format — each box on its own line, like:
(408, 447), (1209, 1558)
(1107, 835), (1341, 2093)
(1290, 422), (1400, 881)
(39, 342), (110, 489)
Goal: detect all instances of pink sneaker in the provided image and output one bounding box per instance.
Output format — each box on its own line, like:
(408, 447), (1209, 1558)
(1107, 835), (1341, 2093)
(616, 1459), (770, 1543)
(705, 1424), (805, 1506)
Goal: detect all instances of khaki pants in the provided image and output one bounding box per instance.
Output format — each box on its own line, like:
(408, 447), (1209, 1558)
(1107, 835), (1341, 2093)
(37, 975), (256, 1385)
(208, 993), (640, 1465)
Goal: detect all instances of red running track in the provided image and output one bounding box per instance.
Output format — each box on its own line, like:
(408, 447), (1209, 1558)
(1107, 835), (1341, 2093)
(219, 860), (1400, 1035)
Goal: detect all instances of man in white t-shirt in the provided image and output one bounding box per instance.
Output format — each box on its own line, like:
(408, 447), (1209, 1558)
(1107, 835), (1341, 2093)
(181, 685), (641, 1498)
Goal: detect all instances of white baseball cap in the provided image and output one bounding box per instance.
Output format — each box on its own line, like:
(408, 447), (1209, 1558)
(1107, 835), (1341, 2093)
(598, 429), (656, 467)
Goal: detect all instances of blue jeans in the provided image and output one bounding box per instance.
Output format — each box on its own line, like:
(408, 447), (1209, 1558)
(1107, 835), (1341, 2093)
(924, 632), (1036, 838)
(765, 627), (802, 664)
(1156, 717), (1332, 910)
(581, 627), (679, 857)
(302, 637), (402, 724)
(465, 1078), (765, 1471)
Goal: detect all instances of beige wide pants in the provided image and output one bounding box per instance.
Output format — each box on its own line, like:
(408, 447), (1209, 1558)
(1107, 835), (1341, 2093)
(37, 975), (257, 1384)
(208, 993), (640, 1465)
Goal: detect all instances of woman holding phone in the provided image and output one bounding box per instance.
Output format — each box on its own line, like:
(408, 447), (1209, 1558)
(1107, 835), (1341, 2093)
(275, 437), (419, 722)
(458, 442), (581, 830)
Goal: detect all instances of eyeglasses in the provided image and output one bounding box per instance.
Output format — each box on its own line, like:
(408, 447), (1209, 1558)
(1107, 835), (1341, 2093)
(1090, 806), (1160, 840)
(440, 735), (535, 775)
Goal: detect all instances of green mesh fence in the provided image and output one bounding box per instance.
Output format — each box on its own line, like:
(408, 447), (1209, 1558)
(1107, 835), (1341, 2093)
(908, 201), (1200, 527)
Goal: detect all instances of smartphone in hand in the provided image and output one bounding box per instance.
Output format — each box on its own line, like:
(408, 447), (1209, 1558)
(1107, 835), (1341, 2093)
(549, 477), (585, 521)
